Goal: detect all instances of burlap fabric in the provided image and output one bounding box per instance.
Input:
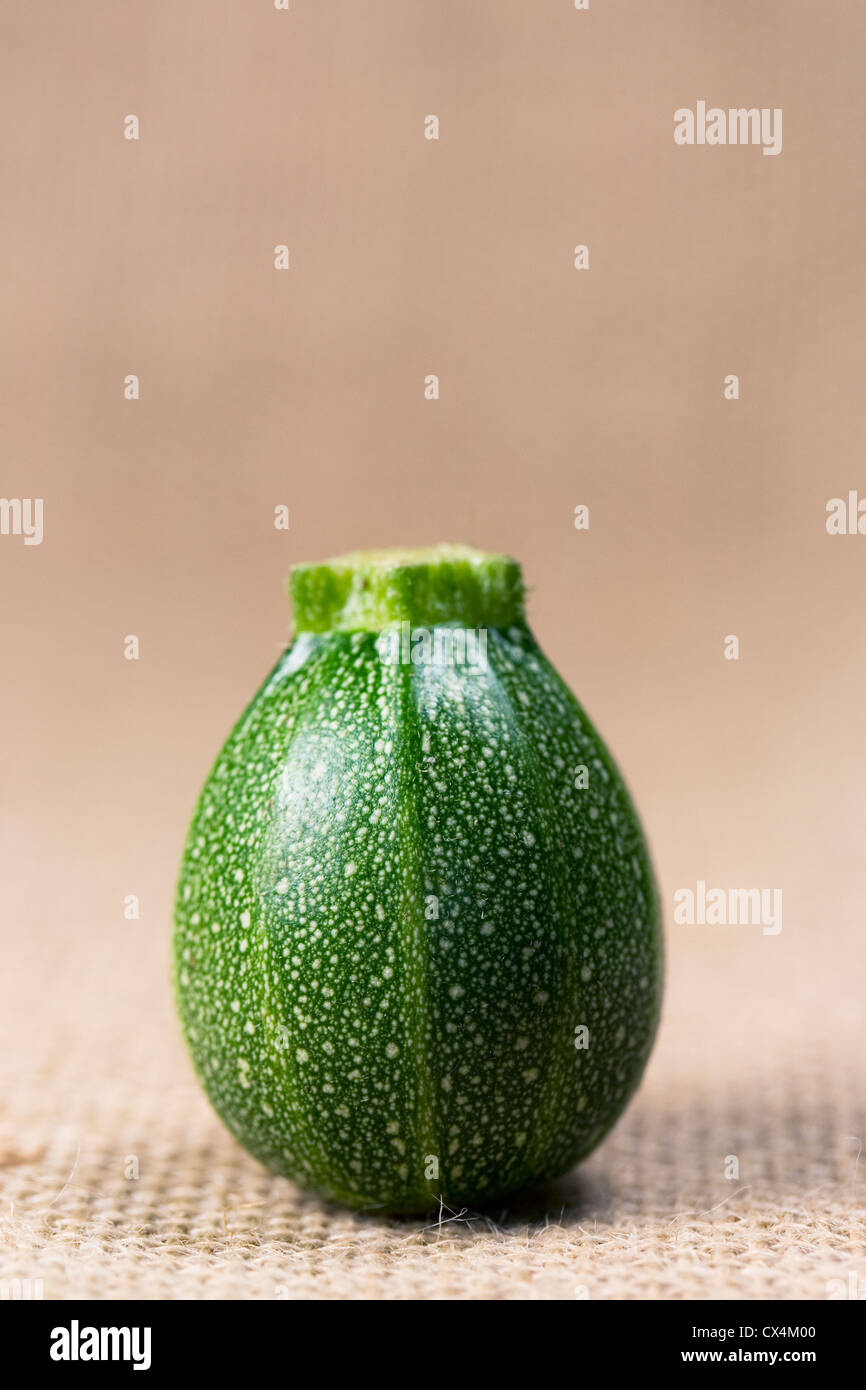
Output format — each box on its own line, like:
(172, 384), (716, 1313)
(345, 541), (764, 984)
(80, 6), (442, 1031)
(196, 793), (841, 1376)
(1, 915), (862, 1301)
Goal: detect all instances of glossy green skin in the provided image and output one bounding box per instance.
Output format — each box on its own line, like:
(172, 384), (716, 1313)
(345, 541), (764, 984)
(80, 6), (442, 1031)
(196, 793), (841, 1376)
(174, 624), (662, 1213)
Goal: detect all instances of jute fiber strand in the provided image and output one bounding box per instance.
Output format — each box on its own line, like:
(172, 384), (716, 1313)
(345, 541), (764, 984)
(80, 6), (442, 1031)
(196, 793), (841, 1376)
(0, 921), (863, 1301)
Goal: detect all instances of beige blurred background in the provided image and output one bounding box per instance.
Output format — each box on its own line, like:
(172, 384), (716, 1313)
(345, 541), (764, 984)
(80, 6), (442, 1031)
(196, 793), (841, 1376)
(1, 1), (864, 1299)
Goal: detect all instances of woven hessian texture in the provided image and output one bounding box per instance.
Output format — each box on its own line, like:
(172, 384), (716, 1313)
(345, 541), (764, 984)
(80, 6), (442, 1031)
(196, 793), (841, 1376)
(1, 912), (863, 1302)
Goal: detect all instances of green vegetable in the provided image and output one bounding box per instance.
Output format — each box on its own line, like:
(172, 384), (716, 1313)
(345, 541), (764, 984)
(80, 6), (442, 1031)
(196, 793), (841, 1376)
(174, 545), (662, 1213)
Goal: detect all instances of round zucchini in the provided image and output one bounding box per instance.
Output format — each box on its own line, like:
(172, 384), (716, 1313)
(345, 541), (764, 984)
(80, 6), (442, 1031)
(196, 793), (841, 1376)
(174, 545), (662, 1213)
